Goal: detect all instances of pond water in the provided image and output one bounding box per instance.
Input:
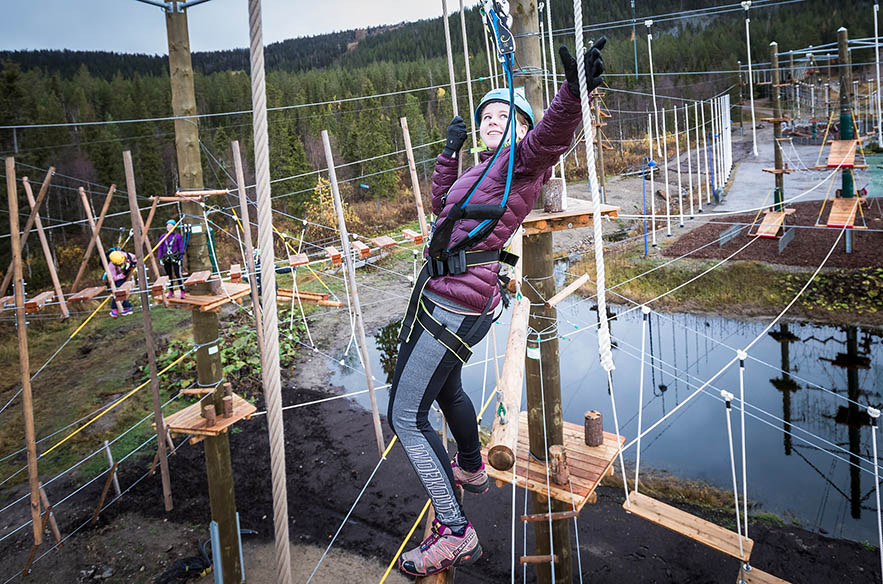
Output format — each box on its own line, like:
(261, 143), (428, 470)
(330, 280), (883, 543)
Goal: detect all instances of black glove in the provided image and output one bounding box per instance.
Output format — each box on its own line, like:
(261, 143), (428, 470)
(560, 37), (606, 98)
(442, 116), (468, 158)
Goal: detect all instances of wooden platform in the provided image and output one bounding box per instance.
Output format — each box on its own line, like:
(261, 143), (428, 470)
(624, 491), (753, 563)
(113, 281), (133, 301)
(277, 289), (343, 308)
(827, 140), (858, 168)
(738, 567), (791, 584)
(163, 392), (256, 439)
(482, 411), (624, 512)
(750, 211), (787, 238)
(165, 282), (251, 312)
(523, 199), (619, 236)
(825, 197), (864, 228)
(370, 236), (397, 249)
(69, 286), (105, 302)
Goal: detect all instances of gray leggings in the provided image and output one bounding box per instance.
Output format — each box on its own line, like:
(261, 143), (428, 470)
(388, 296), (492, 529)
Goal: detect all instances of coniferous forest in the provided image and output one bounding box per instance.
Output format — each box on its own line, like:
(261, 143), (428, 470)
(0, 0), (875, 240)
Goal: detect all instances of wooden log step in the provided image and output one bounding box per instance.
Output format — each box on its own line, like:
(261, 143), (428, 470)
(150, 276), (169, 296)
(402, 228), (424, 244)
(325, 246), (342, 265)
(521, 510), (579, 523)
(229, 264), (242, 283)
(520, 555), (558, 565)
(352, 240), (371, 258)
(623, 491), (753, 562)
(761, 168), (794, 175)
(289, 253), (309, 267)
(546, 273), (590, 308)
(113, 281), (133, 301)
(738, 567), (791, 584)
(180, 388), (216, 396)
(173, 189), (229, 197)
(69, 287), (104, 302)
(25, 291), (54, 313)
(318, 299), (344, 308)
(184, 270), (211, 286)
(371, 235), (397, 249)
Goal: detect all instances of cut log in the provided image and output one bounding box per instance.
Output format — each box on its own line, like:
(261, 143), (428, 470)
(585, 410), (603, 447)
(229, 264), (242, 283)
(325, 246), (342, 265)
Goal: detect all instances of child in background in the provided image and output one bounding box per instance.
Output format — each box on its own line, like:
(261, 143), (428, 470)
(107, 249), (136, 318)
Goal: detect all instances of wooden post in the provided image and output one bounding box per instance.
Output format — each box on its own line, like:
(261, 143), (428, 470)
(22, 178), (69, 320)
(103, 440), (122, 498)
(459, 0), (479, 166)
(166, 8), (238, 581)
(594, 94), (606, 203)
(511, 0), (572, 579)
(401, 117), (430, 239)
(322, 129), (386, 457)
(90, 462), (118, 526)
(441, 0), (462, 176)
(584, 410), (603, 447)
(77, 187), (117, 295)
(124, 151), (173, 512)
(771, 42), (785, 213)
(6, 157), (42, 547)
(71, 185), (115, 293)
(38, 484), (62, 545)
(0, 166), (54, 297)
(487, 233), (529, 471)
(232, 140), (264, 356)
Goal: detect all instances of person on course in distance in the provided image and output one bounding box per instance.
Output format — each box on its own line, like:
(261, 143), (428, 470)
(391, 40), (606, 577)
(157, 219), (185, 298)
(107, 249), (137, 318)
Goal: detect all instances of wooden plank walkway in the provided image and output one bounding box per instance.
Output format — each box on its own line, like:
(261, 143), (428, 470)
(826, 197), (862, 228)
(166, 282), (251, 312)
(523, 198), (619, 236)
(751, 211), (786, 238)
(483, 411), (623, 512)
(624, 491), (753, 563)
(827, 140), (858, 168)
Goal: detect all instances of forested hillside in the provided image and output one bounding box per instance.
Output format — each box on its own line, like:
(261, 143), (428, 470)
(0, 0), (876, 233)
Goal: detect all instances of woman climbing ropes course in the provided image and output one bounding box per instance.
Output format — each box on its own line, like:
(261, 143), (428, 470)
(158, 219), (186, 299)
(388, 5), (607, 572)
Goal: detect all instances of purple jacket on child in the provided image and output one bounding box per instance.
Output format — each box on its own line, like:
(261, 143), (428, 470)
(157, 232), (184, 262)
(424, 82), (586, 313)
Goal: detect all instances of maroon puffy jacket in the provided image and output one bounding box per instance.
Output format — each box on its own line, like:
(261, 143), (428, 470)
(424, 82), (585, 312)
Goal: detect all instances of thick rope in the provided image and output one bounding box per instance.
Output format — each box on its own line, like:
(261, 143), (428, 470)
(738, 350), (749, 542)
(247, 1), (293, 582)
(743, 2), (758, 156)
(573, 0), (613, 370)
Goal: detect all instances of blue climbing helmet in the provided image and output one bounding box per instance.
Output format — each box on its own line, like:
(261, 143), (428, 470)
(166, 219), (177, 227)
(474, 87), (535, 130)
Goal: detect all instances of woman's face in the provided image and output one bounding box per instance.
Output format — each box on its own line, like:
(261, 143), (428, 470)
(479, 102), (528, 151)
(166, 223), (174, 233)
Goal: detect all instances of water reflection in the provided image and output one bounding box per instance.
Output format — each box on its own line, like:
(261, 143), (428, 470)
(332, 301), (883, 542)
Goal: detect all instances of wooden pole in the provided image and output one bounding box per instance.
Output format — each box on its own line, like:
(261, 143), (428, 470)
(487, 233), (529, 471)
(511, 0), (572, 580)
(441, 0), (462, 176)
(77, 187), (117, 296)
(166, 6), (239, 581)
(22, 178), (69, 320)
(6, 157), (42, 547)
(90, 462), (118, 526)
(401, 117), (430, 238)
(71, 184), (115, 293)
(771, 42), (785, 213)
(38, 484), (62, 545)
(459, 0), (479, 166)
(232, 140), (264, 354)
(103, 440), (121, 498)
(322, 129), (386, 457)
(0, 166), (54, 297)
(123, 150), (174, 512)
(594, 94), (606, 203)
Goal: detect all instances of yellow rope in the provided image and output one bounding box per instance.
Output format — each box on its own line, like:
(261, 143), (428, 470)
(816, 110), (836, 167)
(41, 348), (194, 457)
(379, 384), (501, 583)
(816, 172), (838, 226)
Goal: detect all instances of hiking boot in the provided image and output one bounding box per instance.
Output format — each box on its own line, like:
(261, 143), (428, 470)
(451, 454), (488, 494)
(109, 309), (119, 318)
(398, 520), (481, 577)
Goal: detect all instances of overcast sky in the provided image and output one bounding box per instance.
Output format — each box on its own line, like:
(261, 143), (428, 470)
(1, 0), (468, 54)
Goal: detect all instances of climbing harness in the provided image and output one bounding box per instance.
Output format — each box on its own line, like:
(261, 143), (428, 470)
(399, 0), (522, 360)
